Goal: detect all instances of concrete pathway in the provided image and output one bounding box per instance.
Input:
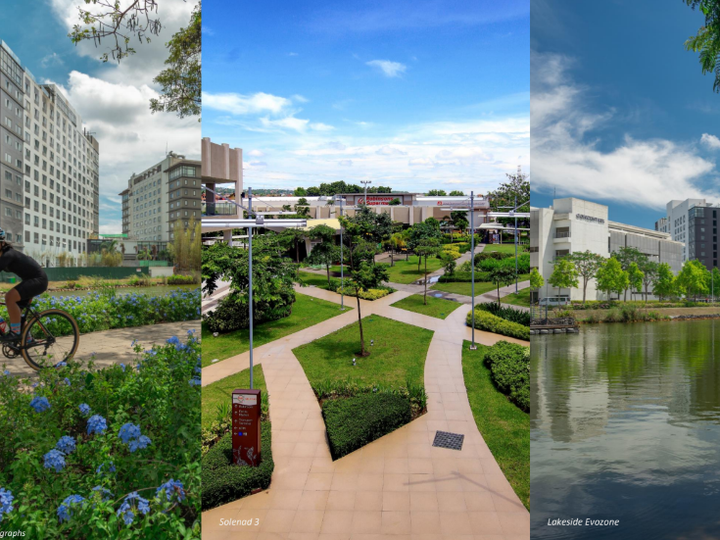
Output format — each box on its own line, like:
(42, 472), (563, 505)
(201, 286), (529, 539)
(1, 320), (201, 378)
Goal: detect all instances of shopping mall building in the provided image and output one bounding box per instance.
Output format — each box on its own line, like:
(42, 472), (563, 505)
(531, 197), (684, 301)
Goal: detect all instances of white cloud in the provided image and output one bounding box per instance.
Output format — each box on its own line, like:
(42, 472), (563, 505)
(366, 59), (407, 78)
(701, 133), (720, 150)
(376, 145), (407, 156)
(99, 220), (122, 234)
(248, 149), (265, 157)
(204, 92), (291, 115)
(409, 158), (434, 167)
(244, 161), (268, 168)
(531, 53), (719, 208)
(338, 159), (353, 166)
(292, 94), (309, 103)
(41, 52), (64, 68)
(310, 122), (335, 131)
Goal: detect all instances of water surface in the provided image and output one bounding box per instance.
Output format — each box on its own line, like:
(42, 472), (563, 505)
(531, 320), (720, 539)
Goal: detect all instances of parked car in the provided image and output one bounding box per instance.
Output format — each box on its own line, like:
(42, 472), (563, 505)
(538, 296), (571, 307)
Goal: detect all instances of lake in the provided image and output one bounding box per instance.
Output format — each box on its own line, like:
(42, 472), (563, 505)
(531, 320), (720, 539)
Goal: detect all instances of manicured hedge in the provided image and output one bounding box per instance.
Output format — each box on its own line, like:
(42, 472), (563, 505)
(335, 286), (393, 300)
(437, 271), (491, 283)
(201, 421), (273, 510)
(477, 302), (531, 326)
(484, 341), (530, 412)
(466, 309), (530, 341)
(322, 394), (411, 460)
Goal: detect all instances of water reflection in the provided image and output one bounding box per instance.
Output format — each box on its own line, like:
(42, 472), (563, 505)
(531, 320), (720, 539)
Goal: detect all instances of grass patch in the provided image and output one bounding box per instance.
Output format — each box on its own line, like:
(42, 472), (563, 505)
(384, 256), (445, 284)
(202, 365), (268, 431)
(390, 294), (462, 320)
(482, 244), (526, 254)
(293, 315), (433, 388)
(462, 342), (529, 510)
(431, 274), (530, 297)
(297, 270), (334, 289)
(501, 287), (531, 307)
(201, 293), (348, 367)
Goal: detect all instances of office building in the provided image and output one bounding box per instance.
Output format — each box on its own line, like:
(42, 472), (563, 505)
(119, 152), (201, 243)
(531, 197), (684, 301)
(658, 198), (718, 269)
(1, 40), (99, 265)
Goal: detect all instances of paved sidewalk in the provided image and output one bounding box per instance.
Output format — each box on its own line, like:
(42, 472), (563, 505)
(201, 287), (529, 539)
(1, 320), (200, 378)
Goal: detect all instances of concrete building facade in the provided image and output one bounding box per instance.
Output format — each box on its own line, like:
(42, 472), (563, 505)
(531, 197), (684, 301)
(2, 40), (100, 265)
(657, 198), (718, 269)
(119, 152), (200, 243)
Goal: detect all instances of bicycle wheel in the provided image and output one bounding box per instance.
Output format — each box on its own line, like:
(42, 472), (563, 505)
(21, 309), (80, 371)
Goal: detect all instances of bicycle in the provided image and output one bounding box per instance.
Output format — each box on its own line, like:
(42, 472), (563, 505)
(1, 299), (80, 371)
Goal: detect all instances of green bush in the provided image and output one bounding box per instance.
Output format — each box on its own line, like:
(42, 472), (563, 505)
(477, 302), (530, 326)
(201, 422), (273, 510)
(466, 309), (530, 340)
(203, 288), (294, 334)
(322, 393), (411, 460)
(437, 271), (491, 283)
(476, 253), (530, 274)
(167, 274), (199, 285)
(335, 287), (393, 300)
(312, 379), (427, 418)
(0, 336), (201, 537)
(483, 341), (530, 412)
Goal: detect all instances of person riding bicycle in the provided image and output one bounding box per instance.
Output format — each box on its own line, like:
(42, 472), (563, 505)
(0, 228), (48, 342)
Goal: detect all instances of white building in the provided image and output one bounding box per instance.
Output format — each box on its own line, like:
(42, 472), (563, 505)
(661, 199), (708, 261)
(531, 197), (684, 301)
(1, 40), (99, 266)
(119, 152), (201, 242)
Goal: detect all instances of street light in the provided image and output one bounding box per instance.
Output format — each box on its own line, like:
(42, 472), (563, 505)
(202, 186), (307, 389)
(360, 180), (372, 204)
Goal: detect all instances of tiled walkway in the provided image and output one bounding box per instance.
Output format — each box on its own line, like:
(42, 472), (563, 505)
(201, 286), (529, 539)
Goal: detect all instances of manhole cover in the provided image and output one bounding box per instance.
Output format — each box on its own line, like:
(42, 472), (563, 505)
(432, 430), (464, 450)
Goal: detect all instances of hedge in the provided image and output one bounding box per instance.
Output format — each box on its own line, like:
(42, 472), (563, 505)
(438, 271), (491, 283)
(466, 309), (530, 341)
(201, 421), (274, 510)
(322, 393), (411, 460)
(335, 286), (393, 300)
(484, 341), (530, 412)
(477, 302), (531, 326)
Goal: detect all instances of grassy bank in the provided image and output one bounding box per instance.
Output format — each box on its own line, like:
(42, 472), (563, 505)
(390, 294), (462, 319)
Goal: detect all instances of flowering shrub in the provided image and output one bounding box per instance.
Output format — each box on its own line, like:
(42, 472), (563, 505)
(0, 334), (201, 538)
(0, 288), (201, 336)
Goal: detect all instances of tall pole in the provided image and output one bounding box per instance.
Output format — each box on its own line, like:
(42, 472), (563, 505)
(514, 193), (518, 294)
(470, 191), (476, 350)
(339, 197), (344, 310)
(248, 187), (254, 390)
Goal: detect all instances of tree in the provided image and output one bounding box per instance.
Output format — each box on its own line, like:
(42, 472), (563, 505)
(407, 221), (442, 271)
(389, 198), (401, 205)
(677, 259), (709, 300)
(295, 197), (311, 217)
(612, 247), (646, 301)
(487, 168), (530, 229)
(548, 258), (579, 298)
(653, 263), (676, 300)
(387, 232), (406, 267)
(339, 215), (390, 357)
(448, 190), (465, 196)
(294, 187), (307, 196)
(638, 260), (659, 303)
(169, 217), (201, 273)
(712, 267), (720, 301)
(306, 224), (339, 286)
(426, 189), (447, 196)
(530, 268), (544, 304)
(279, 228), (306, 263)
(489, 266), (517, 302)
(149, 1), (200, 118)
(70, 0), (202, 118)
(415, 238), (442, 305)
(567, 251), (604, 305)
(595, 257), (628, 301)
(684, 0), (720, 92)
(627, 262), (645, 301)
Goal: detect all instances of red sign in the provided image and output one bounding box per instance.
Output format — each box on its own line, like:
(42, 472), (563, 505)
(437, 201), (443, 205)
(358, 196), (397, 206)
(232, 389), (262, 467)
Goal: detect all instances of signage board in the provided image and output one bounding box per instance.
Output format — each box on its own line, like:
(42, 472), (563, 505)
(358, 196), (397, 206)
(231, 389), (262, 467)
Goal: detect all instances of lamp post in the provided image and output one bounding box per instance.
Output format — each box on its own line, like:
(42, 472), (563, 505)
(339, 197), (345, 310)
(361, 180), (372, 205)
(470, 191), (476, 350)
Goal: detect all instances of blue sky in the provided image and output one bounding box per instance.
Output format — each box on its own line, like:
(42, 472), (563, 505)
(202, 0), (530, 195)
(531, 0), (720, 228)
(0, 0), (199, 233)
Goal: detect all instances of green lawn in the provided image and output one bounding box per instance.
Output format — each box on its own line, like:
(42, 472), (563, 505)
(431, 274), (531, 298)
(384, 256), (445, 284)
(297, 270), (333, 289)
(390, 294), (462, 320)
(202, 365), (267, 431)
(201, 293), (349, 367)
(293, 315), (434, 388)
(482, 244), (528, 255)
(462, 342), (529, 510)
(501, 287), (531, 307)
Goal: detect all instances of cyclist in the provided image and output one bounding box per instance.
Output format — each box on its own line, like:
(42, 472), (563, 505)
(0, 229), (48, 342)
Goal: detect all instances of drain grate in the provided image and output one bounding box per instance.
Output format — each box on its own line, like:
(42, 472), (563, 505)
(432, 430), (465, 451)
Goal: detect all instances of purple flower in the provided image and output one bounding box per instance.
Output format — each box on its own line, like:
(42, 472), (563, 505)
(87, 415), (107, 435)
(30, 396), (50, 413)
(117, 492), (150, 526)
(79, 403), (91, 416)
(55, 436), (76, 454)
(57, 494), (84, 522)
(156, 479), (185, 502)
(44, 449), (66, 472)
(118, 423), (142, 444)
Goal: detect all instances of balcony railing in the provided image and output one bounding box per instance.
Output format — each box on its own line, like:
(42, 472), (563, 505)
(555, 231), (571, 238)
(202, 202), (238, 217)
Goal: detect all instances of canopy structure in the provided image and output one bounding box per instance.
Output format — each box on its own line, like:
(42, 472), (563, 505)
(201, 218), (307, 234)
(478, 223), (530, 231)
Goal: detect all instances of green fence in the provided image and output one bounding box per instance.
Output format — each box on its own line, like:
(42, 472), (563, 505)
(0, 267), (149, 283)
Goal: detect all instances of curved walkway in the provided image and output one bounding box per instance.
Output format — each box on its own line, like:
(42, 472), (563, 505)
(201, 287), (529, 540)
